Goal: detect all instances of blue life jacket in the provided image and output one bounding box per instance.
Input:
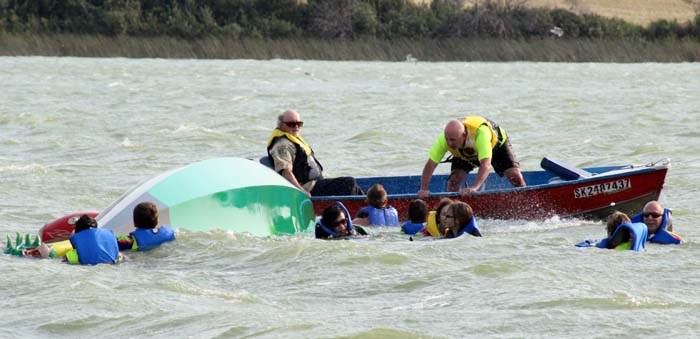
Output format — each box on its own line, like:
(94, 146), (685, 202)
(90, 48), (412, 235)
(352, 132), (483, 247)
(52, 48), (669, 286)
(647, 228), (682, 245)
(630, 208), (681, 244)
(630, 208), (671, 229)
(69, 228), (120, 265)
(130, 226), (176, 251)
(594, 222), (648, 252)
(401, 222), (425, 235)
(358, 205), (399, 226)
(448, 216), (482, 238)
(317, 201), (355, 238)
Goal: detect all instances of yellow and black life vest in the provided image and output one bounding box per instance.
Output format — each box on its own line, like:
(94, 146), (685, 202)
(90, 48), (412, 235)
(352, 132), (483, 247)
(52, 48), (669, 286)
(447, 116), (504, 161)
(266, 129), (323, 184)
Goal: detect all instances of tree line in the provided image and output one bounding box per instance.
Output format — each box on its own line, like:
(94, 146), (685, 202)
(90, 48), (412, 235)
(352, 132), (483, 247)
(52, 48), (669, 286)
(1, 0), (699, 41)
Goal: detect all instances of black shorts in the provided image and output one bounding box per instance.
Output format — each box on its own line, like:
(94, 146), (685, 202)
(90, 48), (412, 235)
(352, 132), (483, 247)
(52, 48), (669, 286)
(450, 139), (520, 176)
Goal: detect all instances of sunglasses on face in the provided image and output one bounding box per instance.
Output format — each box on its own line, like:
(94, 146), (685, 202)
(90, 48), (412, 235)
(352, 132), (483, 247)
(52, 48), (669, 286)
(333, 218), (347, 227)
(282, 121), (304, 128)
(643, 212), (662, 218)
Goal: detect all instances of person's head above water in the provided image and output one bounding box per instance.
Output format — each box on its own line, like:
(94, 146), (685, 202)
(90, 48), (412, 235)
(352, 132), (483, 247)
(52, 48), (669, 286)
(316, 203), (351, 239)
(642, 201), (665, 234)
(74, 214), (98, 233)
(366, 183), (388, 209)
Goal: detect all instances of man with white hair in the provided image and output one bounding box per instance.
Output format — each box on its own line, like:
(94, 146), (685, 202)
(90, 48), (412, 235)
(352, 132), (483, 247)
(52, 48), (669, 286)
(266, 109), (363, 197)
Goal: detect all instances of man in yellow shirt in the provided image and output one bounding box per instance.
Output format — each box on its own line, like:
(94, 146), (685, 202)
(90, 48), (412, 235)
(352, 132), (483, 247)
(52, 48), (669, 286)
(418, 116), (526, 198)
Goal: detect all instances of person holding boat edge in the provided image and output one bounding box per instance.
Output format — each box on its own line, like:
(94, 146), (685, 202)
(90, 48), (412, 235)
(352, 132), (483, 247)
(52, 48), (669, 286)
(267, 109), (364, 197)
(418, 116), (525, 198)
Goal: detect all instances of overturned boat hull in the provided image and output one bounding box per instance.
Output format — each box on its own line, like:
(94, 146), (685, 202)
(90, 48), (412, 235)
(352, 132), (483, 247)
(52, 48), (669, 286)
(97, 157), (315, 237)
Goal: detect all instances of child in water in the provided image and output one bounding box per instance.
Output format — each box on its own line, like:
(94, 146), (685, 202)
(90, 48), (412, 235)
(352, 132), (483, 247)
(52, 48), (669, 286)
(423, 198), (454, 237)
(441, 201), (482, 238)
(66, 214), (123, 265)
(401, 199), (428, 235)
(353, 184), (399, 226)
(117, 202), (175, 251)
(576, 211), (647, 251)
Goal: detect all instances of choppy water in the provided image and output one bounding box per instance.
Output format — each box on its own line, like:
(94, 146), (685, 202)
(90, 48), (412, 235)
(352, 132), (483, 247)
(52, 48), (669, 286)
(1, 57), (700, 338)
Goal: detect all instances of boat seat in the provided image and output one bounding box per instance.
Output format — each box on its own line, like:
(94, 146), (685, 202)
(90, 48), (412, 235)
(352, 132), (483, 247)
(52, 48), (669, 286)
(259, 156), (273, 169)
(540, 157), (593, 180)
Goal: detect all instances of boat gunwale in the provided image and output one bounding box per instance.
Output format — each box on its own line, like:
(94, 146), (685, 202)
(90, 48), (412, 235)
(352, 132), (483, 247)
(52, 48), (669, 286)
(310, 164), (669, 201)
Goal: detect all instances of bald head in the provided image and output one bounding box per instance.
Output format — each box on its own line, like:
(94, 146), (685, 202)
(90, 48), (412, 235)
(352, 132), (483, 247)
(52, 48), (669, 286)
(644, 201), (663, 212)
(279, 110), (300, 124)
(642, 200), (664, 234)
(444, 119), (466, 149)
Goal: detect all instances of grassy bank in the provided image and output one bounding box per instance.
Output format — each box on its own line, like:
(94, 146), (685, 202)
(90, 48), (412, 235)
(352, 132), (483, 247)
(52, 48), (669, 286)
(1, 34), (699, 62)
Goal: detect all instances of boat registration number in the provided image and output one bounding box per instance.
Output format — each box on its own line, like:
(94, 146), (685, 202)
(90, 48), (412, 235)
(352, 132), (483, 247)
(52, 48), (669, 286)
(574, 179), (630, 198)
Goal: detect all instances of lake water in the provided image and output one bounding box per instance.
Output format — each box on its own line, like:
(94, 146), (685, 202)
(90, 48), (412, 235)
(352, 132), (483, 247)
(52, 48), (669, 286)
(1, 57), (699, 338)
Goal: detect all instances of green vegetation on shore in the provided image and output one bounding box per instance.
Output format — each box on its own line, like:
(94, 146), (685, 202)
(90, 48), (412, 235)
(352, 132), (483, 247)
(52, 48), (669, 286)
(1, 0), (699, 61)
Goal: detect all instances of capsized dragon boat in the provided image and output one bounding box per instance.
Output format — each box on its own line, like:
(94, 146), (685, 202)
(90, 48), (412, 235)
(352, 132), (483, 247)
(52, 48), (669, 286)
(40, 157), (315, 243)
(311, 157), (670, 221)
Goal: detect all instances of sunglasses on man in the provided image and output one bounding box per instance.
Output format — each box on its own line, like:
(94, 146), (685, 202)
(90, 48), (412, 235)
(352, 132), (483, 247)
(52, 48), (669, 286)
(283, 121), (304, 128)
(643, 212), (662, 219)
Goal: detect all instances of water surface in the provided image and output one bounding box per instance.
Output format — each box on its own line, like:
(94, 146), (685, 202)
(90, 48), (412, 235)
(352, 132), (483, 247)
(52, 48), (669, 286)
(1, 57), (699, 338)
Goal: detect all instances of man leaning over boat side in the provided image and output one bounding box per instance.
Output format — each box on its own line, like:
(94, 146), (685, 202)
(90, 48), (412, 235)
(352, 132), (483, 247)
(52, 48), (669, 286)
(266, 109), (364, 197)
(417, 116), (526, 198)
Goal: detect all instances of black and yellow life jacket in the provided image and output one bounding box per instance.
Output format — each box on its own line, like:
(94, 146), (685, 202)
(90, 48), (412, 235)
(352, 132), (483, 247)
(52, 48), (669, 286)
(446, 116), (505, 161)
(266, 129), (323, 185)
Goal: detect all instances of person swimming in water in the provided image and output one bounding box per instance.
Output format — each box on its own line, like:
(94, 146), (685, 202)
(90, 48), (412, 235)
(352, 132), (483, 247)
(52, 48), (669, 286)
(315, 202), (368, 239)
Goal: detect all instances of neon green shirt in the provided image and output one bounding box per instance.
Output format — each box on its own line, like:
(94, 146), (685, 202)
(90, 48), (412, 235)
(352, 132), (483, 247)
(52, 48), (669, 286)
(428, 125), (493, 163)
(614, 241), (632, 250)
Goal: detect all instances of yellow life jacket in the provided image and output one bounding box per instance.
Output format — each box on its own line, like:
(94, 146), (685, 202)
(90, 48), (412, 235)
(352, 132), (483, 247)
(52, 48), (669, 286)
(49, 240), (73, 258)
(447, 116), (501, 161)
(267, 129), (313, 156)
(424, 211), (442, 237)
(66, 249), (80, 264)
(266, 128), (324, 184)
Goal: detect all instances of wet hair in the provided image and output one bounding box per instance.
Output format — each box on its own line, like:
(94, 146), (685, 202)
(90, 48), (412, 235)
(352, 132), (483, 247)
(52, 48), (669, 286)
(408, 199), (428, 223)
(452, 202), (474, 228)
(435, 198), (453, 215)
(605, 211), (632, 249)
(446, 201), (474, 237)
(435, 198), (454, 235)
(133, 202), (159, 229)
(606, 211), (631, 237)
(315, 204), (343, 239)
(366, 183), (387, 208)
(74, 214), (98, 233)
(320, 204), (342, 229)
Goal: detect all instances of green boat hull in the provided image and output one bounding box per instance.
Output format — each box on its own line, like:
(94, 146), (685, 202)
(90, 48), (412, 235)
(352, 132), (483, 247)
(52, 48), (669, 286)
(97, 157), (315, 236)
(169, 185), (314, 236)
